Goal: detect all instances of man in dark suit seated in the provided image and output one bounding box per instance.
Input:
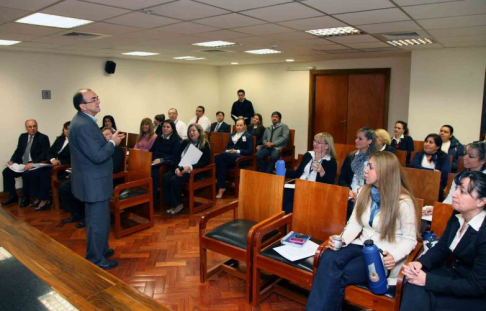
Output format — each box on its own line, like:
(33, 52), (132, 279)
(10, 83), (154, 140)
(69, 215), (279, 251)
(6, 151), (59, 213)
(209, 111), (230, 139)
(2, 119), (50, 207)
(255, 111), (290, 173)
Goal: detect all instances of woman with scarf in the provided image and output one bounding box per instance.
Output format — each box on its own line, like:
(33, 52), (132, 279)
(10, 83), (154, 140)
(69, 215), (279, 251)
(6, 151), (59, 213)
(339, 127), (378, 219)
(307, 151), (420, 311)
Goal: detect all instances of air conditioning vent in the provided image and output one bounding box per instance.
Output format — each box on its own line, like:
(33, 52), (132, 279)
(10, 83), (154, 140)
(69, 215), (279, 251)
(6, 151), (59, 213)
(382, 32), (420, 40)
(200, 49), (233, 53)
(62, 32), (110, 40)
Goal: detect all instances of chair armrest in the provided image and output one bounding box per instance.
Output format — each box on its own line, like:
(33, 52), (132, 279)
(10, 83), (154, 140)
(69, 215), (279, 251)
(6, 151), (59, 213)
(252, 213), (293, 254)
(112, 177), (151, 198)
(313, 242), (329, 274)
(234, 155), (255, 170)
(112, 171), (128, 183)
(189, 163), (215, 177)
(247, 211), (285, 253)
(199, 200), (238, 232)
(51, 164), (71, 180)
(394, 242), (423, 309)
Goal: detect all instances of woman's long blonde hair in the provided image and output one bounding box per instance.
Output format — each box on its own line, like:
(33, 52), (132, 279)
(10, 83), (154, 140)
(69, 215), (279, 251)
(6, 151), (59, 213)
(137, 117), (155, 142)
(354, 151), (420, 242)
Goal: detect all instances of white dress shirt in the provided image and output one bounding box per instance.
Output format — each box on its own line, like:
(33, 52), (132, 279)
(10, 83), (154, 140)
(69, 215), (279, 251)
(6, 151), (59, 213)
(188, 115), (211, 132)
(174, 119), (187, 139)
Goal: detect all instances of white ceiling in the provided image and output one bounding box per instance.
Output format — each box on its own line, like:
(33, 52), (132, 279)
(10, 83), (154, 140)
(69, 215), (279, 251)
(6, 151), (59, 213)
(0, 0), (484, 66)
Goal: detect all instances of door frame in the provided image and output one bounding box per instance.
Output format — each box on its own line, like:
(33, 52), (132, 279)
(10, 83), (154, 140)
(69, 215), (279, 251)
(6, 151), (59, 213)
(308, 68), (391, 149)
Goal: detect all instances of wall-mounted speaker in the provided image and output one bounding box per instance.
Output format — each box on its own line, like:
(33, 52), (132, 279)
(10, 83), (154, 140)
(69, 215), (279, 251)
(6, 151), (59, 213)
(105, 60), (116, 74)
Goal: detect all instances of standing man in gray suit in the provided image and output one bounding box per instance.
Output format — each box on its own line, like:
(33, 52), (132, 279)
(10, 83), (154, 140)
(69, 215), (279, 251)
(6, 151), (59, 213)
(70, 89), (124, 270)
(256, 111), (290, 173)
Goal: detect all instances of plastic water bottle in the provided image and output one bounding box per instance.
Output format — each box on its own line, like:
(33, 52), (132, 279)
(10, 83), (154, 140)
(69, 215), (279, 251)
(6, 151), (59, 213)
(275, 159), (286, 176)
(362, 239), (388, 295)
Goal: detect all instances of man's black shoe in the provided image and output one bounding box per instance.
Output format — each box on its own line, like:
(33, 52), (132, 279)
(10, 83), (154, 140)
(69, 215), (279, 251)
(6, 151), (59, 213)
(104, 249), (114, 258)
(76, 219), (86, 228)
(1, 196), (18, 206)
(96, 260), (118, 270)
(62, 215), (82, 224)
(19, 197), (29, 207)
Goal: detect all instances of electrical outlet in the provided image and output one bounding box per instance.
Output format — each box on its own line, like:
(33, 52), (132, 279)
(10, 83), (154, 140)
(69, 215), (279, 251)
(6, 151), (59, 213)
(42, 90), (51, 99)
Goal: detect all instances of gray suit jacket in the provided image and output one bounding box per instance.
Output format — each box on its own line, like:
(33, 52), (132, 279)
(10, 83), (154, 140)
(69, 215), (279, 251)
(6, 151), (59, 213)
(262, 123), (290, 151)
(69, 111), (115, 203)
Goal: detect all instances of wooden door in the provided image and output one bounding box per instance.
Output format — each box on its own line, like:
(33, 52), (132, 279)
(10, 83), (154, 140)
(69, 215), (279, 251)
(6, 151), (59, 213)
(314, 75), (348, 144)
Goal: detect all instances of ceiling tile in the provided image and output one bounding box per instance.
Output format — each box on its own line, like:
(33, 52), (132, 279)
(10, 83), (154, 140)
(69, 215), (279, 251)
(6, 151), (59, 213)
(402, 0), (486, 19)
(428, 25), (486, 37)
(194, 0), (290, 11)
(41, 0), (130, 21)
(32, 36), (84, 44)
(79, 0), (174, 10)
(0, 0), (60, 11)
(232, 24), (293, 35)
(0, 32), (39, 41)
(394, 0), (462, 5)
(327, 34), (380, 44)
(304, 0), (394, 14)
(242, 3), (323, 23)
(15, 41), (65, 49)
(277, 16), (347, 31)
(358, 21), (423, 34)
(435, 34), (486, 43)
(293, 38), (335, 46)
(195, 13), (266, 28)
(325, 49), (362, 54)
(149, 0), (229, 21)
(417, 14), (486, 30)
(195, 30), (252, 40)
(312, 44), (350, 50)
(261, 31), (317, 41)
(0, 23), (64, 36)
(104, 12), (179, 28)
(443, 41), (486, 47)
(75, 22), (141, 35)
(344, 41), (390, 48)
(0, 7), (30, 24)
(335, 8), (410, 25)
(235, 35), (279, 46)
(153, 22), (219, 35)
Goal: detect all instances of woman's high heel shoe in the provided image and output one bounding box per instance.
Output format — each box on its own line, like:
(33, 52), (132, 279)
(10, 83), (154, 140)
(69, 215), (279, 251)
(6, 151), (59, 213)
(35, 200), (52, 212)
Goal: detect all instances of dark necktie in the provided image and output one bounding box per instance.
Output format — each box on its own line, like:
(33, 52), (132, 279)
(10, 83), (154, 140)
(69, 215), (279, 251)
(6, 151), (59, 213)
(215, 123), (220, 132)
(23, 136), (33, 164)
(269, 126), (275, 142)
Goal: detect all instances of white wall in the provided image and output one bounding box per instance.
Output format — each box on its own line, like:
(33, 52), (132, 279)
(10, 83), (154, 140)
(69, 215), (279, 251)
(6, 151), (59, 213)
(218, 56), (412, 155)
(0, 50), (219, 189)
(408, 47), (486, 144)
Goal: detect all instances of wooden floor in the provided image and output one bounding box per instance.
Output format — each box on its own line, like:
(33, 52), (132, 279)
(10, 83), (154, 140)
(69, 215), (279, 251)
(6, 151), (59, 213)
(1, 195), (307, 311)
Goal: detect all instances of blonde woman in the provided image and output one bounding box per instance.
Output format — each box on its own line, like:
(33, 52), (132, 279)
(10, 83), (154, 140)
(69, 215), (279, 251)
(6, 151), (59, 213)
(375, 128), (396, 152)
(307, 151), (420, 311)
(134, 118), (157, 151)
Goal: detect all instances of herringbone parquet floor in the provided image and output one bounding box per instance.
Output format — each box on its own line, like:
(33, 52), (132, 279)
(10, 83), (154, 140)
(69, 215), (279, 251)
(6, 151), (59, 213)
(2, 196), (308, 311)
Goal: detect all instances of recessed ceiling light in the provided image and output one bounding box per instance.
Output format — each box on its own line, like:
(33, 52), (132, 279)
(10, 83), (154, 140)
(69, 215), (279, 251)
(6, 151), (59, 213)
(231, 62), (238, 65)
(193, 41), (236, 48)
(306, 26), (360, 37)
(387, 38), (433, 46)
(245, 49), (281, 55)
(286, 59), (294, 62)
(122, 51), (159, 56)
(173, 56), (205, 60)
(0, 39), (21, 46)
(16, 13), (93, 29)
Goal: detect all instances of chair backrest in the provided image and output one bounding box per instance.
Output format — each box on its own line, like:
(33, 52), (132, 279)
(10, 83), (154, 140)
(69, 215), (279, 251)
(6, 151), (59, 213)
(127, 132), (139, 149)
(292, 179), (348, 241)
(209, 142), (216, 164)
(444, 173), (456, 199)
(296, 154), (304, 169)
(431, 202), (454, 237)
(415, 198), (424, 210)
(210, 132), (231, 155)
(457, 156), (464, 173)
(121, 147), (128, 172)
(413, 140), (424, 152)
(287, 129), (295, 148)
(402, 167), (441, 205)
(119, 132), (127, 147)
(334, 144), (357, 177)
(127, 149), (152, 182)
(238, 170), (284, 222)
(395, 150), (407, 167)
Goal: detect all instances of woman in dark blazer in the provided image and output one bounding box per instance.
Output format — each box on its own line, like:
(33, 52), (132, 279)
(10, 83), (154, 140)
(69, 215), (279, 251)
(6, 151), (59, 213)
(439, 125), (465, 172)
(411, 134), (451, 201)
(283, 132), (337, 214)
(32, 121), (71, 211)
(391, 120), (414, 165)
(100, 115), (117, 131)
(215, 118), (254, 199)
(249, 113), (264, 148)
(150, 120), (181, 200)
(162, 123), (210, 215)
(401, 170), (486, 311)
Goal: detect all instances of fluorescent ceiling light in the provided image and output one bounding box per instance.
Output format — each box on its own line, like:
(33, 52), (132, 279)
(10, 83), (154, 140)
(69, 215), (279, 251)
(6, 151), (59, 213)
(245, 49), (281, 55)
(16, 13), (92, 29)
(173, 56), (205, 60)
(286, 59), (294, 62)
(387, 38), (433, 46)
(122, 51), (159, 56)
(306, 26), (360, 37)
(193, 41), (236, 48)
(0, 39), (21, 46)
(231, 62), (238, 65)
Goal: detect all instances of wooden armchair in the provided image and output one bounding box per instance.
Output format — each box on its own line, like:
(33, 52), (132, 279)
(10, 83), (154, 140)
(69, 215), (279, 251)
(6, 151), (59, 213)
(251, 179), (349, 306)
(334, 143), (358, 178)
(199, 170), (285, 301)
(51, 164), (71, 210)
(430, 202), (454, 237)
(395, 150), (407, 167)
(413, 140), (424, 152)
(280, 129), (295, 169)
(402, 167), (441, 205)
(110, 149), (153, 239)
(127, 132), (138, 149)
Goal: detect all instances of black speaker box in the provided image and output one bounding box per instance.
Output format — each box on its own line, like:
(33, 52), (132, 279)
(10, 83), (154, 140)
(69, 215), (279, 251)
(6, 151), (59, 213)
(105, 61), (116, 74)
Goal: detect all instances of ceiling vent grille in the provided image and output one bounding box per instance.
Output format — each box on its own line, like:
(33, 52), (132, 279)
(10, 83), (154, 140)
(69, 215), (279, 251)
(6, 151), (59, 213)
(200, 49), (233, 53)
(62, 32), (110, 40)
(382, 32), (420, 40)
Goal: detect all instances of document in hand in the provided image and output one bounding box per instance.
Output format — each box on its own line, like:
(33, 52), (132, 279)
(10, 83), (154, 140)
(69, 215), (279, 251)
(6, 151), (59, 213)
(178, 144), (203, 167)
(8, 163), (51, 173)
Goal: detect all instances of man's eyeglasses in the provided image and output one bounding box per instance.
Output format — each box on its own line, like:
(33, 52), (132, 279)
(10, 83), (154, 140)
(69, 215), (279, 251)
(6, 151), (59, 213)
(83, 96), (99, 104)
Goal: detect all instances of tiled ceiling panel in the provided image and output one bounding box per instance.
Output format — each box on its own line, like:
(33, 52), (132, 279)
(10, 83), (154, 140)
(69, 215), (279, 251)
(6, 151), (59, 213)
(149, 0), (230, 21)
(194, 0), (291, 11)
(153, 22), (219, 35)
(0, 0), (61, 11)
(75, 22), (141, 35)
(0, 7), (30, 24)
(335, 8), (410, 25)
(196, 30), (252, 40)
(358, 21), (423, 34)
(232, 23), (293, 36)
(403, 0), (486, 19)
(277, 16), (347, 31)
(79, 0), (175, 10)
(327, 34), (381, 44)
(105, 12), (180, 28)
(417, 14), (486, 29)
(41, 0), (130, 21)
(304, 0), (394, 14)
(195, 13), (266, 28)
(428, 25), (486, 37)
(241, 3), (323, 23)
(0, 23), (64, 36)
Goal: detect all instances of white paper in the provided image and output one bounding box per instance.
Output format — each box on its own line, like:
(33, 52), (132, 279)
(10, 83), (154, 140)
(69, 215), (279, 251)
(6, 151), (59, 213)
(284, 184), (295, 189)
(273, 240), (319, 262)
(422, 205), (433, 221)
(178, 144), (203, 167)
(8, 163), (51, 173)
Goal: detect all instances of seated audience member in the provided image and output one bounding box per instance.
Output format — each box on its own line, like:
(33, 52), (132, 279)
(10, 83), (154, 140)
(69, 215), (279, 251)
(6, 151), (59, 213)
(2, 119), (50, 207)
(391, 120), (414, 165)
(255, 111), (290, 173)
(188, 106), (211, 132)
(250, 113), (265, 148)
(153, 114), (165, 136)
(134, 117), (157, 151)
(231, 89), (254, 126)
(168, 108), (187, 139)
(443, 141), (486, 204)
(339, 127), (378, 219)
(307, 151), (420, 311)
(375, 129), (396, 152)
(60, 127), (124, 228)
(439, 125), (465, 172)
(162, 124), (210, 215)
(150, 120), (182, 200)
(411, 134), (451, 201)
(31, 121), (71, 211)
(209, 111), (231, 138)
(100, 115), (117, 131)
(215, 118), (254, 199)
(401, 170), (486, 311)
(283, 132), (337, 214)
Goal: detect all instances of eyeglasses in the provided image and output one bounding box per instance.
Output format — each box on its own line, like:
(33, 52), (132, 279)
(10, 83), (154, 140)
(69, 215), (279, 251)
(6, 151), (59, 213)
(313, 140), (327, 144)
(83, 96), (99, 104)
